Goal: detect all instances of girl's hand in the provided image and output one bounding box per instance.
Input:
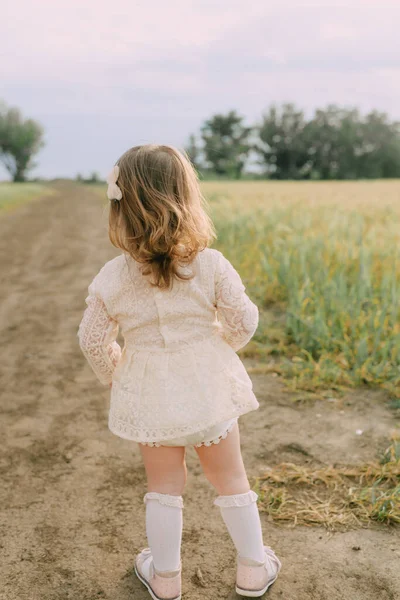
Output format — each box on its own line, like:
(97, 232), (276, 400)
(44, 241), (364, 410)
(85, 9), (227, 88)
(109, 383), (112, 388)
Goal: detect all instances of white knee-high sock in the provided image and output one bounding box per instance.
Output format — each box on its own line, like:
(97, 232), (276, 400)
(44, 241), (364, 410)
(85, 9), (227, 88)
(214, 490), (265, 563)
(144, 492), (183, 573)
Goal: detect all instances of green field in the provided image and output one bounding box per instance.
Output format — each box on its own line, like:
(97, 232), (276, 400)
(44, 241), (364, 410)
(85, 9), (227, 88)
(202, 180), (400, 399)
(0, 182), (56, 213)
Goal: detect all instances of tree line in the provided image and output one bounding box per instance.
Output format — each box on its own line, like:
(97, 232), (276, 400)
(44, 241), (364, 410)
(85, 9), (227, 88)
(186, 105), (400, 180)
(1, 100), (400, 181)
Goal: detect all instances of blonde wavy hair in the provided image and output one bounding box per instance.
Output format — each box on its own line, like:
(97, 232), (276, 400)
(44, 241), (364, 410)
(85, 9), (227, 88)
(108, 144), (216, 289)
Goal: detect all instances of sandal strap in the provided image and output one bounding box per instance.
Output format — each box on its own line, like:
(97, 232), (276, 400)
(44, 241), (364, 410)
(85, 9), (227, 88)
(264, 546), (282, 574)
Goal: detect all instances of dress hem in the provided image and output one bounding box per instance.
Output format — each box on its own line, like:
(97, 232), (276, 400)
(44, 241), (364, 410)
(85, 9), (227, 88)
(140, 419), (238, 448)
(107, 402), (259, 445)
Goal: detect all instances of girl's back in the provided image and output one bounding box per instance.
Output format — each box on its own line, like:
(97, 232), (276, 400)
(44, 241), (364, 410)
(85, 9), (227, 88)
(78, 245), (259, 443)
(83, 246), (255, 350)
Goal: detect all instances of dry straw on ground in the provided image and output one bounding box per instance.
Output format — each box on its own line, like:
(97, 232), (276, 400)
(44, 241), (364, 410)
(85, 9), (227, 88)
(255, 438), (400, 530)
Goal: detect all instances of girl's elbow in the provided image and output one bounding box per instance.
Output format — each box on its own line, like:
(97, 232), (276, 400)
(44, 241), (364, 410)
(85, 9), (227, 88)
(78, 337), (101, 354)
(247, 304), (259, 337)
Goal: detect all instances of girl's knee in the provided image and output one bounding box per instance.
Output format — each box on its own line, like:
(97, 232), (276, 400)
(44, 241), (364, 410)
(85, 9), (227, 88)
(202, 465), (249, 495)
(214, 474), (250, 496)
(147, 460), (187, 496)
(140, 445), (187, 495)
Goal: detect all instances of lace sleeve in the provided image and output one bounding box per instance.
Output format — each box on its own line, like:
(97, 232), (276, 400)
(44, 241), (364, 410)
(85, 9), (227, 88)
(77, 283), (122, 386)
(214, 252), (259, 352)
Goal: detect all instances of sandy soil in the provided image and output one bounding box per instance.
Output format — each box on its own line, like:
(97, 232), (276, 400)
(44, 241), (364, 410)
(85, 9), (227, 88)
(0, 184), (399, 600)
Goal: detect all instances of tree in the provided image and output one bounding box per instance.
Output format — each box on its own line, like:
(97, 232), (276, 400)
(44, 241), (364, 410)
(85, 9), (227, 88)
(356, 111), (400, 178)
(255, 104), (400, 180)
(304, 106), (360, 179)
(201, 110), (252, 178)
(0, 102), (44, 182)
(184, 134), (202, 171)
(305, 106), (400, 179)
(255, 104), (310, 179)
(88, 171), (100, 183)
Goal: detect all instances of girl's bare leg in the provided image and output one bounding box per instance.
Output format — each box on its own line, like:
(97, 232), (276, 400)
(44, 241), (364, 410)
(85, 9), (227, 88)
(139, 444), (187, 495)
(194, 423), (250, 495)
(195, 423), (265, 563)
(138, 444), (186, 573)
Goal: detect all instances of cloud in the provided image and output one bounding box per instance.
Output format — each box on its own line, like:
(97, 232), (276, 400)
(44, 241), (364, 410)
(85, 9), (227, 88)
(0, 0), (262, 83)
(200, 2), (400, 76)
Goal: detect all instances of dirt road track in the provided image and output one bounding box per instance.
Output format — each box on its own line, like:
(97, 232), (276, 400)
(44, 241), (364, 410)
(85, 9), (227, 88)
(0, 184), (399, 600)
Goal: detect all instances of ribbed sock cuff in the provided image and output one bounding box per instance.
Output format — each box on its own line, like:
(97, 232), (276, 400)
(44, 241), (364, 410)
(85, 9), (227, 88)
(214, 490), (258, 508)
(144, 492), (184, 508)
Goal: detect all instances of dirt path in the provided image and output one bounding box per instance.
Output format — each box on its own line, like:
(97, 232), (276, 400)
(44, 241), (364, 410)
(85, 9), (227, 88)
(0, 184), (399, 600)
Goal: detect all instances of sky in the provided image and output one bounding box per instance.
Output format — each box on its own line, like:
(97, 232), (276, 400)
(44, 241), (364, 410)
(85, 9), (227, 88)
(1, 0), (400, 179)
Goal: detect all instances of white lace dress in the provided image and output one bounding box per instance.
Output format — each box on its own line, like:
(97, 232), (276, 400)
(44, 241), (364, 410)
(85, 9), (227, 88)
(77, 248), (259, 446)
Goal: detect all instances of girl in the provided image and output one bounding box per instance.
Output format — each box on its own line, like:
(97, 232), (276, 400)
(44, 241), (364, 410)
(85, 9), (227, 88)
(77, 145), (281, 599)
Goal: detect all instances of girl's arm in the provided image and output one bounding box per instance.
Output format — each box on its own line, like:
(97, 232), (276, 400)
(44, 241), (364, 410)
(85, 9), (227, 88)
(214, 252), (259, 352)
(77, 282), (122, 386)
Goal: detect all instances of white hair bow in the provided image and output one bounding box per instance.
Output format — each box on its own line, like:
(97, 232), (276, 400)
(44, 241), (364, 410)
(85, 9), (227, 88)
(107, 165), (122, 201)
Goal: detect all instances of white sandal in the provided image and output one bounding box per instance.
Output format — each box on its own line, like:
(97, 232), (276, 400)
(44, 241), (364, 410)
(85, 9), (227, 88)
(236, 545), (281, 597)
(134, 548), (181, 600)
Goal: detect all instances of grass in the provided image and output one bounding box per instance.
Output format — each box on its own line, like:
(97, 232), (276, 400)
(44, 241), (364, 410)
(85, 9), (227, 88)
(0, 183), (56, 213)
(254, 437), (400, 530)
(203, 180), (400, 398)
